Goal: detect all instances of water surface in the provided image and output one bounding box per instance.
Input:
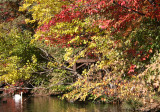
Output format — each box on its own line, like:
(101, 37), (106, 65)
(0, 96), (130, 112)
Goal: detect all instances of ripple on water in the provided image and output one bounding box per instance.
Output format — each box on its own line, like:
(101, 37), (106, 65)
(0, 96), (129, 112)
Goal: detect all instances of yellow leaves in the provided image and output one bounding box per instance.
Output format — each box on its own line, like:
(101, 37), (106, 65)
(25, 19), (36, 24)
(32, 55), (37, 64)
(74, 26), (79, 33)
(19, 3), (32, 11)
(69, 36), (80, 44)
(47, 62), (58, 68)
(33, 31), (42, 40)
(64, 48), (73, 61)
(20, 0), (69, 25)
(50, 19), (85, 37)
(83, 40), (88, 44)
(95, 83), (101, 86)
(79, 49), (87, 57)
(89, 42), (97, 49)
(96, 61), (105, 69)
(0, 56), (36, 84)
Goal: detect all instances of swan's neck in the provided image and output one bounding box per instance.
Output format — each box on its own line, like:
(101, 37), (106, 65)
(21, 92), (23, 98)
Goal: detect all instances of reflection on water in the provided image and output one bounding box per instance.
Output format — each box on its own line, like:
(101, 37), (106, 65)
(0, 96), (22, 112)
(0, 96), (130, 112)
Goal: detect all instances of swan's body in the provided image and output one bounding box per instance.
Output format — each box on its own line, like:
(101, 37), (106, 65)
(13, 92), (23, 103)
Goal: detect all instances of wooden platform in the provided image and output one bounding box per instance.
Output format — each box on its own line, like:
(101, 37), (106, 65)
(73, 58), (97, 72)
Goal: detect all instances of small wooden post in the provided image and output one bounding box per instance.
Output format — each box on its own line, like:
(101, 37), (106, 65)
(73, 63), (76, 72)
(86, 55), (89, 66)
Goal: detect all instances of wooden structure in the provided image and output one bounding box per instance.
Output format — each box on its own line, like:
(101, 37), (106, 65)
(72, 58), (97, 72)
(71, 57), (106, 82)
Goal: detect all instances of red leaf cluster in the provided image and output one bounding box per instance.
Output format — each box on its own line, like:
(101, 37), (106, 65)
(37, 0), (160, 46)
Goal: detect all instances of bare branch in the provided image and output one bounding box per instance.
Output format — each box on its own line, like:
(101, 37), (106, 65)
(37, 47), (83, 79)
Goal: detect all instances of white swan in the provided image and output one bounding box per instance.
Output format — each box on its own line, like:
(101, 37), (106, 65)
(13, 92), (23, 103)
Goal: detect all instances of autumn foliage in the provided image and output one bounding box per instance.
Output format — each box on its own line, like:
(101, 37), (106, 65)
(1, 0), (160, 110)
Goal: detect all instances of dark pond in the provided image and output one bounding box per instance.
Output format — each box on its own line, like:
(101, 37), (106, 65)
(0, 96), (131, 112)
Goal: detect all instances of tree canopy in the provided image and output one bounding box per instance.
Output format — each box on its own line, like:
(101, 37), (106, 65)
(0, 0), (160, 110)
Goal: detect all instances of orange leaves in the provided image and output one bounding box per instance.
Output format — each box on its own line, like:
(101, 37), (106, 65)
(148, 48), (153, 53)
(128, 64), (136, 75)
(99, 20), (112, 29)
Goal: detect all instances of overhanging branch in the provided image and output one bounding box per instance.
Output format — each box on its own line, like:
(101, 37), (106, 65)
(38, 47), (83, 79)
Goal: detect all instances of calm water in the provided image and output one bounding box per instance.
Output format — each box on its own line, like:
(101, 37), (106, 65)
(0, 96), (130, 112)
